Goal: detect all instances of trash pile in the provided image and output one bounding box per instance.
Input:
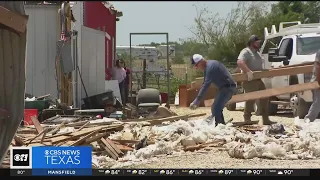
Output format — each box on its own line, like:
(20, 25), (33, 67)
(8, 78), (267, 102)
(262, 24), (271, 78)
(4, 93), (320, 169)
(91, 117), (320, 168)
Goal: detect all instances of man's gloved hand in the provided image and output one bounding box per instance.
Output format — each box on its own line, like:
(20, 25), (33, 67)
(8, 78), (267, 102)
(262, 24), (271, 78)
(189, 101), (199, 110)
(246, 71), (254, 81)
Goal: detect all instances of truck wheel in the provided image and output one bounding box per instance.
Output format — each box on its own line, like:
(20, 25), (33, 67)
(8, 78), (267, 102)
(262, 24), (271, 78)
(290, 94), (310, 119)
(268, 97), (278, 116)
(226, 103), (236, 111)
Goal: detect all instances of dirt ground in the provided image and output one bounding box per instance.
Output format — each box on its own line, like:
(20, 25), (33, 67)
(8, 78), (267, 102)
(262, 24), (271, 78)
(130, 106), (320, 169)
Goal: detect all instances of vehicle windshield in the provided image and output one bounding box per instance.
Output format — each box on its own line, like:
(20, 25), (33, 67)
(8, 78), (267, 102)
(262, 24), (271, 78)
(296, 36), (320, 55)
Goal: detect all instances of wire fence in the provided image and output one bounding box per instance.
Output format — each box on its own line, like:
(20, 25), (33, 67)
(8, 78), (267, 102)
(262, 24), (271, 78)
(130, 59), (239, 103)
(171, 62), (238, 83)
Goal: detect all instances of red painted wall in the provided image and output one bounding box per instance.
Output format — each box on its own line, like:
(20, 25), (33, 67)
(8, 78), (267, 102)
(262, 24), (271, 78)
(84, 2), (116, 80)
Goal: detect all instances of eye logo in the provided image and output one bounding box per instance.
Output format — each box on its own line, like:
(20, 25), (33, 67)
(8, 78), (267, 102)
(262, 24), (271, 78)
(10, 147), (32, 169)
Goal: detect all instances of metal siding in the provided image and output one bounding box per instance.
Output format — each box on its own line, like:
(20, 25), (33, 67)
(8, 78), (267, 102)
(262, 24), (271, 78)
(25, 5), (59, 98)
(80, 26), (105, 99)
(71, 2), (84, 107)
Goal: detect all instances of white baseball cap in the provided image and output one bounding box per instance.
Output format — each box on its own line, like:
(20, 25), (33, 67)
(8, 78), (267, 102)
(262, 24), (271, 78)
(191, 54), (203, 65)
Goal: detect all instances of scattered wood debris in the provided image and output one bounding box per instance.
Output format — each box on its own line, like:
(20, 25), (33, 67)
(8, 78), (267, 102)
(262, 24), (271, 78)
(3, 110), (223, 167)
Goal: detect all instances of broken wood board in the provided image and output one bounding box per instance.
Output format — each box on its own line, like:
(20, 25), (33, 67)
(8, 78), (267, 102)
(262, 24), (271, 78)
(232, 121), (259, 127)
(27, 142), (52, 147)
(30, 116), (44, 133)
(0, 6), (28, 33)
(27, 129), (48, 145)
(116, 144), (134, 152)
(76, 121), (90, 131)
(47, 120), (67, 135)
(14, 136), (25, 146)
(105, 138), (123, 156)
(192, 64), (314, 89)
(238, 125), (264, 132)
(111, 139), (155, 145)
(69, 130), (99, 146)
(50, 125), (122, 144)
(204, 82), (320, 107)
(124, 113), (206, 126)
(184, 140), (226, 151)
(99, 138), (119, 160)
(85, 133), (108, 144)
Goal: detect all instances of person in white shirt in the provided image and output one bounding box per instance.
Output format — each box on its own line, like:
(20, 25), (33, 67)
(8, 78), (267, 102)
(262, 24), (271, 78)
(111, 59), (127, 104)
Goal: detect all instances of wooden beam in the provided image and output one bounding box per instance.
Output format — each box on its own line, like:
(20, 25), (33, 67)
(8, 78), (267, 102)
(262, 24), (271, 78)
(192, 65), (314, 89)
(0, 6), (28, 33)
(204, 82), (320, 107)
(30, 116), (44, 134)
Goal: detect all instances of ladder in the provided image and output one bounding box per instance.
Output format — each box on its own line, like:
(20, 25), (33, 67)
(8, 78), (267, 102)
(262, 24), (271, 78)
(264, 21), (320, 40)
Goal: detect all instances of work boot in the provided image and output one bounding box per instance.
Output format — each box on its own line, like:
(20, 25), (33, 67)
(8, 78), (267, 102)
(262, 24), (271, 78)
(262, 117), (276, 125)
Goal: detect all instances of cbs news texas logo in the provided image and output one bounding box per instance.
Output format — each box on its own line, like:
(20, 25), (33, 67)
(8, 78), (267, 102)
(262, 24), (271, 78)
(11, 146), (92, 169)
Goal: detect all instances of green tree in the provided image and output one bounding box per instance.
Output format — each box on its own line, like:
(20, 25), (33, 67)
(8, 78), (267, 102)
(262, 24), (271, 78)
(172, 53), (185, 64)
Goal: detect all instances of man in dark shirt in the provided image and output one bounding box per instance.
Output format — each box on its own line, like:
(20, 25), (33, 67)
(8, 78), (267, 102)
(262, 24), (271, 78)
(190, 54), (237, 126)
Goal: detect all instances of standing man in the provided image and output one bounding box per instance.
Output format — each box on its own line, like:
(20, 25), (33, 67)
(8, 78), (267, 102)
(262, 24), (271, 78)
(123, 61), (131, 104)
(237, 35), (275, 125)
(189, 54), (237, 126)
(304, 50), (320, 122)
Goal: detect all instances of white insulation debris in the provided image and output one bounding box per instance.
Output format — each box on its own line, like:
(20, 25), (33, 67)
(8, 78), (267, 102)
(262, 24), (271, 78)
(92, 117), (320, 168)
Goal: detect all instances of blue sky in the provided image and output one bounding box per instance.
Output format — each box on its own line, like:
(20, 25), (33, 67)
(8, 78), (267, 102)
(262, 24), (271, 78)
(110, 1), (238, 45)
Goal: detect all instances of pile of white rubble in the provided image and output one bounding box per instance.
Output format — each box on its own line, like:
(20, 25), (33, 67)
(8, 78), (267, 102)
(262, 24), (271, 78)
(92, 117), (320, 168)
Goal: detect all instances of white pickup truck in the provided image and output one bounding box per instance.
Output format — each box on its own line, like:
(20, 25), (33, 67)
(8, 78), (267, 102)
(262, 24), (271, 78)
(260, 21), (320, 118)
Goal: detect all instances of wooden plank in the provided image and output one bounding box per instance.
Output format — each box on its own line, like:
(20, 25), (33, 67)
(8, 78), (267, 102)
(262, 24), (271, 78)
(111, 139), (155, 145)
(76, 121), (90, 131)
(30, 116), (44, 134)
(232, 121), (259, 127)
(69, 130), (99, 146)
(146, 113), (206, 125)
(50, 125), (121, 144)
(47, 120), (67, 135)
(204, 82), (320, 106)
(116, 144), (134, 152)
(27, 129), (47, 145)
(13, 136), (25, 146)
(192, 65), (314, 89)
(100, 138), (119, 160)
(105, 138), (123, 155)
(85, 133), (107, 144)
(0, 6), (28, 33)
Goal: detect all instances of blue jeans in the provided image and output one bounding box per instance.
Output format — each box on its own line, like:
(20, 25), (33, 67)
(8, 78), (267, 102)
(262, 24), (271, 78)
(210, 87), (236, 125)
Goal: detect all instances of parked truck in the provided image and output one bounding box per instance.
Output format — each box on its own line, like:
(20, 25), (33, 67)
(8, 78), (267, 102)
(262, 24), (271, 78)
(260, 21), (320, 118)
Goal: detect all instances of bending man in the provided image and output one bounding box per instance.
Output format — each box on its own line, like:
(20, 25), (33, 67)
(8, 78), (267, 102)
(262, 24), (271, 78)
(237, 35), (275, 125)
(189, 54), (237, 126)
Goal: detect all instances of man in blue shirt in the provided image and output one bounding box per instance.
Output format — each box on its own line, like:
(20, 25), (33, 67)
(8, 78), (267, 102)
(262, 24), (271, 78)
(190, 54), (237, 126)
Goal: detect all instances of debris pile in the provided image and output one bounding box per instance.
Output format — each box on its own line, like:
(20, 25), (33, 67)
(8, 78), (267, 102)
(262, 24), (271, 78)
(4, 100), (320, 169)
(92, 117), (320, 168)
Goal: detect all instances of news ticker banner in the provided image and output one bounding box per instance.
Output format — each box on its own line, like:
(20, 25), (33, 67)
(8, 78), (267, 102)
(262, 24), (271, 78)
(10, 146), (92, 176)
(7, 169), (320, 176)
(8, 146), (320, 176)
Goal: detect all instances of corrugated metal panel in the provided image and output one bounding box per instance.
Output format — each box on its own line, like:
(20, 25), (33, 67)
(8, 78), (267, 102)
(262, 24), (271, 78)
(25, 5), (59, 98)
(80, 26), (105, 100)
(0, 1), (27, 164)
